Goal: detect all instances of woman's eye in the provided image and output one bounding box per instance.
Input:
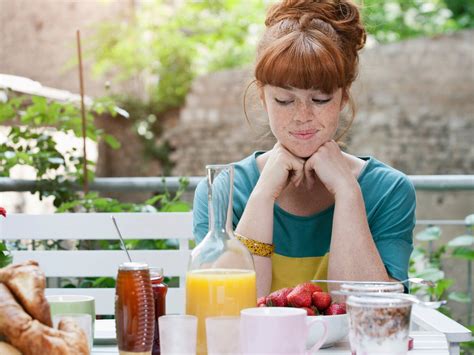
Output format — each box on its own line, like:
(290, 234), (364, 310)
(312, 98), (332, 104)
(274, 98), (294, 105)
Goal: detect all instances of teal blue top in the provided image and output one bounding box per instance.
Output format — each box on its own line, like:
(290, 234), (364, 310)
(193, 152), (416, 290)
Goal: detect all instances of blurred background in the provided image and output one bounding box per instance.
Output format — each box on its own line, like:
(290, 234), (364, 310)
(0, 0), (473, 343)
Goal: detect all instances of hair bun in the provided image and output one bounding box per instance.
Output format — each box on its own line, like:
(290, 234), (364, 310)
(265, 0), (366, 52)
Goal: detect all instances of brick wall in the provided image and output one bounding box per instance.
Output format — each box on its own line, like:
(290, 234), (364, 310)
(165, 30), (474, 177)
(0, 0), (133, 97)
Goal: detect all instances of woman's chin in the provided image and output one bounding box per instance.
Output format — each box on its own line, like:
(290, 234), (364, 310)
(286, 145), (319, 159)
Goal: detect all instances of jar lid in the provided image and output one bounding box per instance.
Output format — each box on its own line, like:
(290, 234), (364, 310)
(119, 262), (149, 271)
(341, 282), (404, 293)
(346, 295), (412, 308)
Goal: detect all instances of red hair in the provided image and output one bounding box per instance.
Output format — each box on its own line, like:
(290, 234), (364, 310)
(257, 0), (365, 91)
(248, 0), (367, 140)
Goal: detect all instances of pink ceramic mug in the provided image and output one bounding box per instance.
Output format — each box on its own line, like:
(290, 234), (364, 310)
(240, 307), (328, 354)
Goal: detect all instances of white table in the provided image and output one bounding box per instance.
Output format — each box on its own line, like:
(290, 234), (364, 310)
(91, 330), (449, 354)
(92, 305), (472, 355)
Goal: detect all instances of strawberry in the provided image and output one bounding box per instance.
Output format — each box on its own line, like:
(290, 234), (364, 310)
(257, 296), (267, 307)
(312, 291), (331, 311)
(302, 307), (315, 316)
(325, 303), (346, 315)
(0, 207), (6, 218)
(258, 303), (267, 307)
(295, 282), (322, 294)
(266, 288), (293, 307)
(287, 288), (312, 308)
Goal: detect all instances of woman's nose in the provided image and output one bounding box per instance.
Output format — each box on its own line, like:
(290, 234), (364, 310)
(294, 103), (313, 122)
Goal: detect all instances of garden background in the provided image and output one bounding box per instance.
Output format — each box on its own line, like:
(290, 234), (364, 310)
(0, 0), (473, 351)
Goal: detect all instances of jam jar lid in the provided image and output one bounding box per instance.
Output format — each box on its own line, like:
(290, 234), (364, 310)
(119, 262), (149, 271)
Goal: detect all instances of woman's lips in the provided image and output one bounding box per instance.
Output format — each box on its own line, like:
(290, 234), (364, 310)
(290, 129), (318, 140)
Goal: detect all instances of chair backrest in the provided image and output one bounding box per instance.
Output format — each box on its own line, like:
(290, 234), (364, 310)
(0, 212), (193, 315)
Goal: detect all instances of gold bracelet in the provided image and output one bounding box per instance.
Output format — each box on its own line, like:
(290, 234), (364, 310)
(234, 233), (274, 257)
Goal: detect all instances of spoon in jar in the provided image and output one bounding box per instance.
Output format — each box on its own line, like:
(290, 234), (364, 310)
(112, 215), (133, 262)
(311, 278), (435, 287)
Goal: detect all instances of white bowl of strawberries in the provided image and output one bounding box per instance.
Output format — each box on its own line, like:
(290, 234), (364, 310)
(258, 282), (348, 348)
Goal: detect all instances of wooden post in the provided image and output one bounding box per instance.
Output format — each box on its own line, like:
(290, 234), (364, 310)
(76, 29), (88, 194)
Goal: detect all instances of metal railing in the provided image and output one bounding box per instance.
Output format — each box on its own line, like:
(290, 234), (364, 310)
(1, 175), (473, 193)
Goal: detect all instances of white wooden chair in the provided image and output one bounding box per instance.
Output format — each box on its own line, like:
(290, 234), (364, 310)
(0, 212), (471, 354)
(0, 212), (193, 315)
(411, 305), (472, 354)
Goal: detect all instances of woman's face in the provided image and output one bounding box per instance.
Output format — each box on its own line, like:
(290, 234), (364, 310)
(261, 85), (345, 158)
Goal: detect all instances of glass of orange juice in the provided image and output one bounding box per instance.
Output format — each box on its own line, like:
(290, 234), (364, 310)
(186, 165), (256, 355)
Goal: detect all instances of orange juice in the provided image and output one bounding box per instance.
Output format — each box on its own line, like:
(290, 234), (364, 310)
(186, 269), (256, 355)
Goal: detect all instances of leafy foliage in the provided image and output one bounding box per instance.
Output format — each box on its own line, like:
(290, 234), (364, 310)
(361, 0), (473, 43)
(89, 0), (267, 156)
(0, 240), (12, 268)
(0, 94), (120, 207)
(48, 177), (191, 290)
(409, 214), (474, 349)
(56, 177), (190, 213)
(91, 0), (266, 112)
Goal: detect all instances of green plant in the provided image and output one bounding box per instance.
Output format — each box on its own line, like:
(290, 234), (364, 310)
(88, 0), (267, 162)
(0, 242), (12, 268)
(362, 0), (474, 43)
(0, 208), (12, 268)
(447, 214), (474, 349)
(54, 177), (191, 290)
(0, 94), (120, 206)
(409, 214), (474, 350)
(92, 1), (266, 112)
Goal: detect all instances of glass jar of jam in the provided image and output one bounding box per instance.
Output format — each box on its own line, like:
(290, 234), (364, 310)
(150, 267), (168, 355)
(115, 262), (155, 355)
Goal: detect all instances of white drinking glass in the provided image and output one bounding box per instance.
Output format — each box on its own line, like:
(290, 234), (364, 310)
(159, 315), (198, 355)
(206, 316), (240, 355)
(346, 295), (412, 355)
(53, 313), (93, 350)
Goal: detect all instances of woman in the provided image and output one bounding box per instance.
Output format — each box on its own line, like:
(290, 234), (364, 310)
(193, 0), (416, 297)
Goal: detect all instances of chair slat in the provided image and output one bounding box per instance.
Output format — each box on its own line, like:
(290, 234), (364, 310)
(412, 304), (473, 343)
(11, 250), (190, 277)
(1, 212), (193, 317)
(45, 287), (185, 315)
(0, 212), (193, 240)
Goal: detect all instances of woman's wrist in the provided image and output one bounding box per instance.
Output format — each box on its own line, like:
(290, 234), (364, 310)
(235, 186), (275, 245)
(251, 182), (278, 203)
(334, 179), (361, 201)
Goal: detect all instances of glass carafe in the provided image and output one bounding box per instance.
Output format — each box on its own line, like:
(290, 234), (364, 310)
(186, 164), (256, 355)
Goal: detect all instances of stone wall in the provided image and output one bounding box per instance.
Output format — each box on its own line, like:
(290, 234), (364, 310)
(0, 0), (133, 97)
(163, 68), (274, 175)
(0, 0), (160, 196)
(165, 30), (474, 177)
(350, 30), (474, 175)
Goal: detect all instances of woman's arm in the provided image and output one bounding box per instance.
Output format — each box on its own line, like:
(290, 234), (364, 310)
(235, 188), (275, 297)
(328, 184), (390, 281)
(305, 141), (392, 281)
(236, 143), (306, 297)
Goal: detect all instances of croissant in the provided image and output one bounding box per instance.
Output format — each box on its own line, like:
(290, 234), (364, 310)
(0, 260), (52, 327)
(0, 341), (22, 355)
(0, 283), (89, 355)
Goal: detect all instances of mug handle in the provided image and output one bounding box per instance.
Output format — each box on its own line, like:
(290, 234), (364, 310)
(305, 317), (328, 354)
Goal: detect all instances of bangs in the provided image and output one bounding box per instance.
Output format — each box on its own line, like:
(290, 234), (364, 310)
(255, 31), (346, 94)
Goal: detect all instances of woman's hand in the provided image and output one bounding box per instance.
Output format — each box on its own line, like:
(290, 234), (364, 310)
(255, 142), (306, 201)
(304, 140), (358, 197)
